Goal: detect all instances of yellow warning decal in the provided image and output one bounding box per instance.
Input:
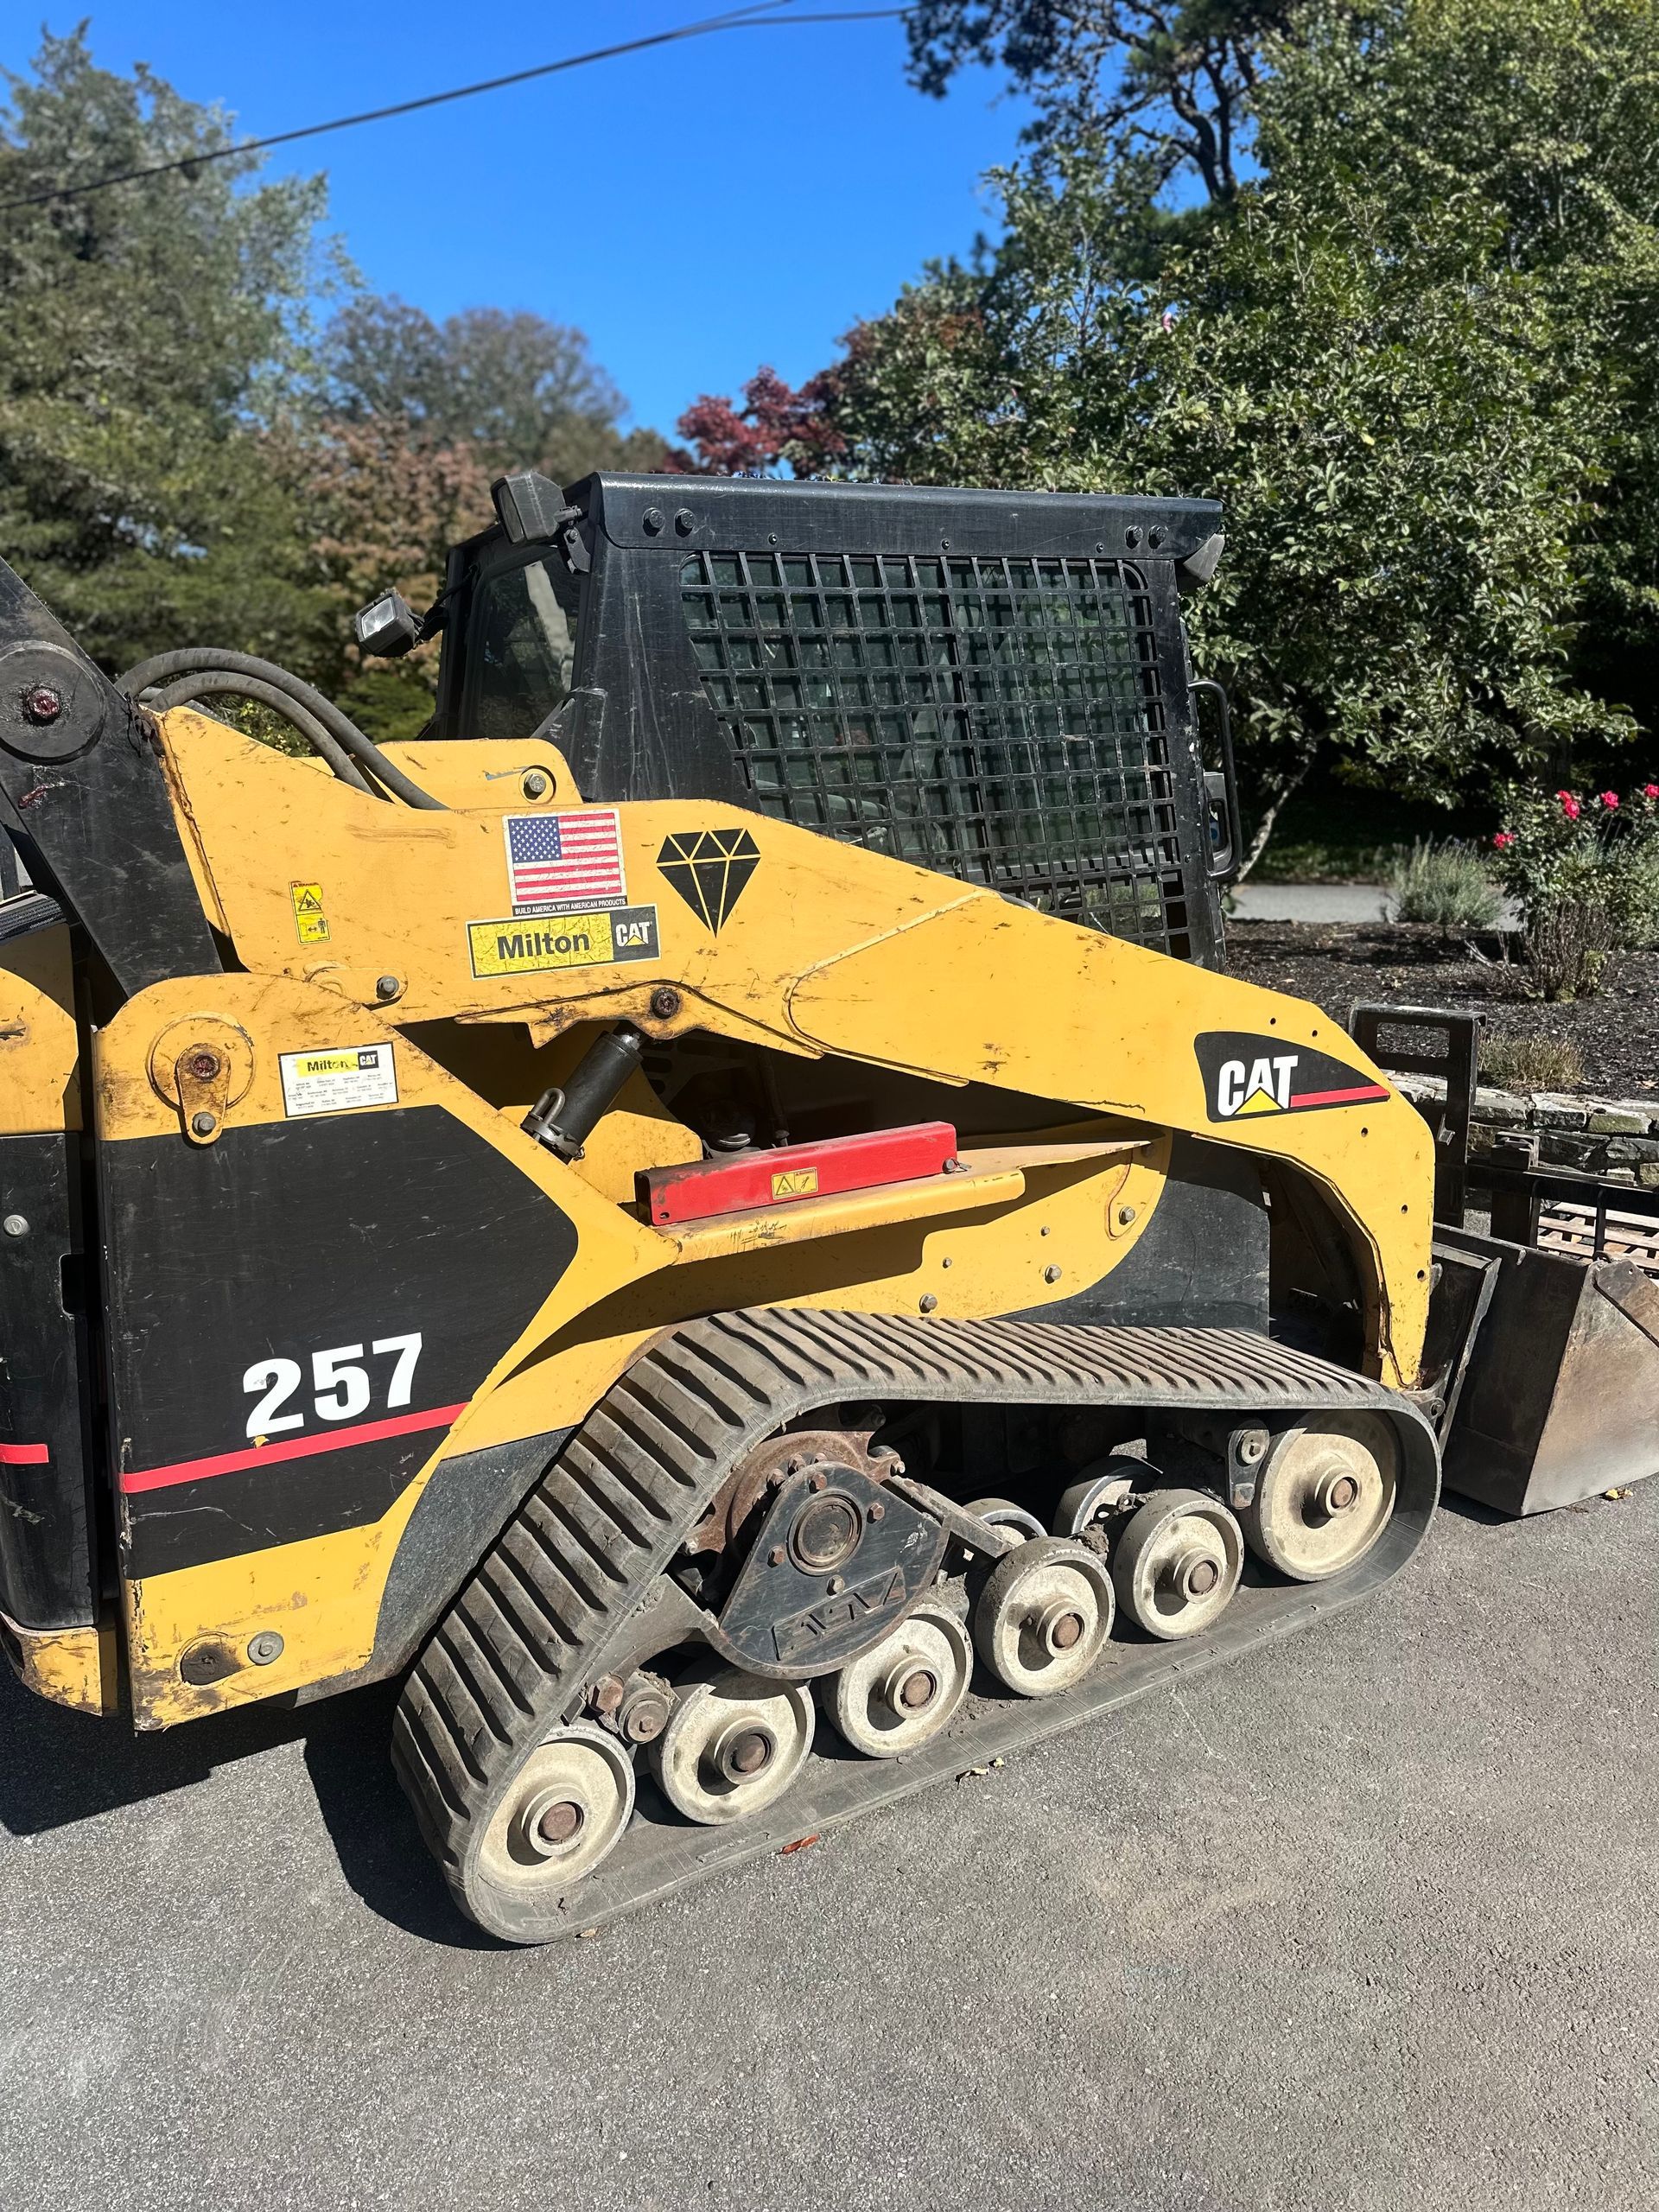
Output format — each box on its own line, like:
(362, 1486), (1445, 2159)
(771, 1167), (819, 1199)
(289, 881), (329, 945)
(467, 906), (660, 979)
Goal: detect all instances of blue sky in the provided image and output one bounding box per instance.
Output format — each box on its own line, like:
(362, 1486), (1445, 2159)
(29, 3), (1030, 436)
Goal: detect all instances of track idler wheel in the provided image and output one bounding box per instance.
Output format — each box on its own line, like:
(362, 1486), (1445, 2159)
(651, 1667), (814, 1825)
(973, 1537), (1115, 1699)
(1054, 1457), (1142, 1540)
(1111, 1487), (1243, 1640)
(962, 1496), (1048, 1544)
(1242, 1414), (1399, 1582)
(823, 1599), (973, 1758)
(476, 1724), (636, 1897)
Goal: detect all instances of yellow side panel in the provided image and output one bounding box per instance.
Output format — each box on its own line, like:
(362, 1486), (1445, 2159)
(787, 901), (1433, 1384)
(0, 959), (80, 1135)
(0, 917), (73, 1012)
(454, 1136), (1166, 1452)
(125, 1506), (417, 1728)
(0, 1614), (118, 1717)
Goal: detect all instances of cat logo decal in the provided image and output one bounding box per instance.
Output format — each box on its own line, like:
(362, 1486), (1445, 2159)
(1194, 1033), (1390, 1123)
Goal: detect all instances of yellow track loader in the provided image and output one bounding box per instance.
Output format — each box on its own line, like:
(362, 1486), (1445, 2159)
(0, 473), (1653, 1942)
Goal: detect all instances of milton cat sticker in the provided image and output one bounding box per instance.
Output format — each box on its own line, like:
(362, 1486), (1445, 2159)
(1195, 1032), (1390, 1123)
(467, 906), (660, 978)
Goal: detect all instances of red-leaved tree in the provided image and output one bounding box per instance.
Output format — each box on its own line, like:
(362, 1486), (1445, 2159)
(669, 365), (847, 475)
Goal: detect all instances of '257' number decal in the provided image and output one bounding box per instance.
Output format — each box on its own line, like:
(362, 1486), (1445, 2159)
(243, 1334), (423, 1440)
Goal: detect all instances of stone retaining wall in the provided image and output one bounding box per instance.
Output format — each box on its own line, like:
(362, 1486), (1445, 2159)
(1393, 1076), (1659, 1186)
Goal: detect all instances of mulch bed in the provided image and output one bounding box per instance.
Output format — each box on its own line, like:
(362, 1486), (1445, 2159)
(1224, 920), (1659, 1099)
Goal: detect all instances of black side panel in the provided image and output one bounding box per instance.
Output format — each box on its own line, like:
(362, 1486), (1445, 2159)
(364, 1427), (572, 1681)
(0, 558), (220, 1000)
(101, 1107), (578, 1578)
(0, 1132), (95, 1629)
(556, 528), (742, 812)
(1015, 1135), (1269, 1333)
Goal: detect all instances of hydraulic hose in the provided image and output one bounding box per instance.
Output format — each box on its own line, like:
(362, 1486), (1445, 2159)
(117, 645), (446, 810)
(148, 672), (379, 797)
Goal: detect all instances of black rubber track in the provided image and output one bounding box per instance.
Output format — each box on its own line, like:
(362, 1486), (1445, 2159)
(391, 1308), (1439, 1942)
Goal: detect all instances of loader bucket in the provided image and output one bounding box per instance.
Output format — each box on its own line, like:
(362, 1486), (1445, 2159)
(1429, 1224), (1659, 1515)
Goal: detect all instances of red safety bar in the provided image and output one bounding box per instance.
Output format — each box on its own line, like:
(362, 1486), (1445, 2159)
(639, 1122), (960, 1229)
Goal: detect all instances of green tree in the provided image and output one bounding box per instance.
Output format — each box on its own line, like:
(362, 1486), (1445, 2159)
(905, 0), (1285, 200)
(0, 32), (672, 709)
(822, 0), (1659, 854)
(295, 415), (495, 738)
(324, 296), (671, 483)
(0, 29), (336, 671)
(307, 302), (672, 734)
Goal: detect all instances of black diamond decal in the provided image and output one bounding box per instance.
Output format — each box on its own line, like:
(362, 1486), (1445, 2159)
(656, 828), (761, 932)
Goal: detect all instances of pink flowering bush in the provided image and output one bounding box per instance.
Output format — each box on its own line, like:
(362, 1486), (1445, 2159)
(1488, 784), (1659, 998)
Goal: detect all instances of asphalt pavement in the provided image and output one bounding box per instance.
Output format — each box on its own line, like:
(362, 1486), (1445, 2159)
(0, 1480), (1654, 2212)
(1226, 883), (1523, 928)
(1228, 882), (1394, 923)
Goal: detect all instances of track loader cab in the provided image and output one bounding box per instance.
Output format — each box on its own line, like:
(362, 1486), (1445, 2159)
(426, 473), (1237, 964)
(0, 468), (1647, 1943)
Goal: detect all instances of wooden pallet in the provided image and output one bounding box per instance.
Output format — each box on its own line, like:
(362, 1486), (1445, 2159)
(1537, 1199), (1659, 1277)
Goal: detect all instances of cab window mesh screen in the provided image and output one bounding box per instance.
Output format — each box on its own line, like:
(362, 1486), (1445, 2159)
(680, 549), (1189, 953)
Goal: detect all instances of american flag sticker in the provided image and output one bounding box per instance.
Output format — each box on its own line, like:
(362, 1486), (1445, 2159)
(505, 810), (627, 913)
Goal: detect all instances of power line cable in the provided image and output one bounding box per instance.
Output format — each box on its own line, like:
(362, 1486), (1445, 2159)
(0, 4), (912, 213)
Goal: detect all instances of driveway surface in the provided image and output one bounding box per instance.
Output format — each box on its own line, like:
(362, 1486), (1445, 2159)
(0, 1482), (1654, 2212)
(1229, 883), (1395, 924)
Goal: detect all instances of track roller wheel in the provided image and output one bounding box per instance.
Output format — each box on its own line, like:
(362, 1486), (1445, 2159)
(1242, 1414), (1399, 1582)
(973, 1537), (1115, 1699)
(823, 1599), (973, 1758)
(475, 1724), (636, 1897)
(651, 1667), (814, 1825)
(1111, 1486), (1243, 1640)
